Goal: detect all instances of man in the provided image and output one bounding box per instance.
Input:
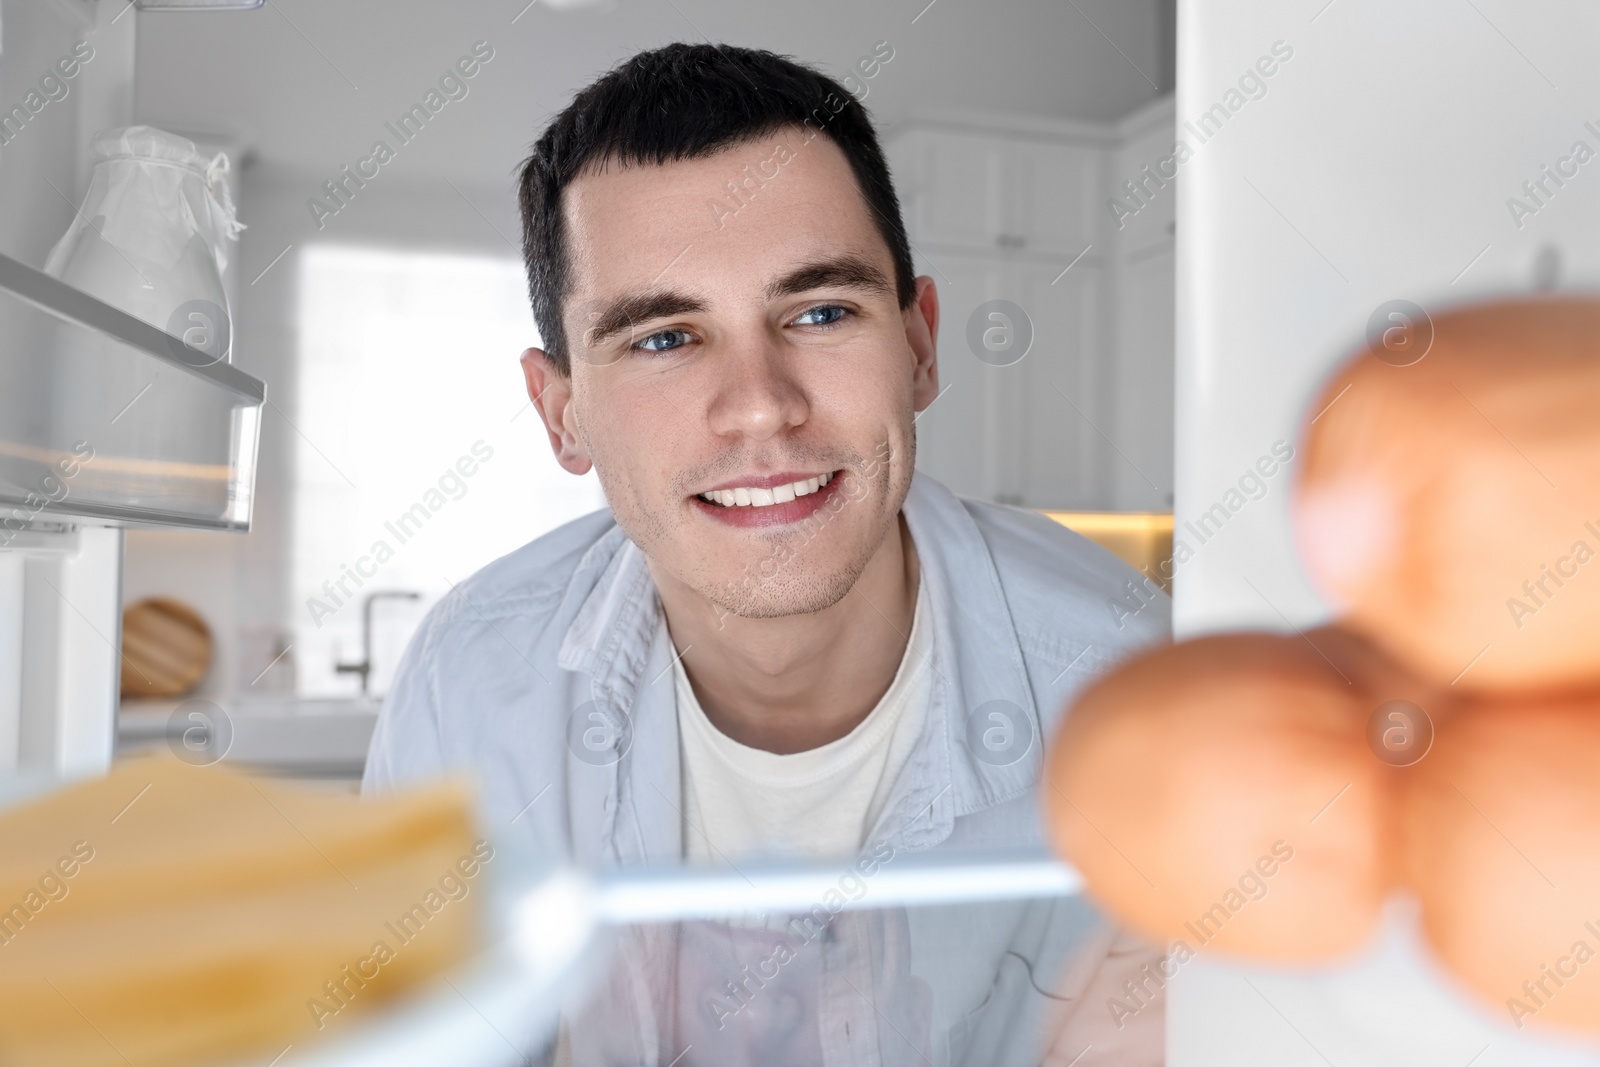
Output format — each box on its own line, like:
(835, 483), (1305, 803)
(365, 42), (1169, 1065)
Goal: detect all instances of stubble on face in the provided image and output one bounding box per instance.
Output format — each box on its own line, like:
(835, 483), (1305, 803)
(701, 435), (910, 621)
(579, 411), (912, 621)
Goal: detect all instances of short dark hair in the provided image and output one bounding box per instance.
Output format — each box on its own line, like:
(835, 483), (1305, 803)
(516, 42), (916, 373)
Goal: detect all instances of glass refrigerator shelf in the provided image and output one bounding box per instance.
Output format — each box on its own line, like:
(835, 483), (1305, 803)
(0, 251), (264, 532)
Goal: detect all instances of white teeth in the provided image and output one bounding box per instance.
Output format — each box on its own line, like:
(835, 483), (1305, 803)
(701, 472), (836, 509)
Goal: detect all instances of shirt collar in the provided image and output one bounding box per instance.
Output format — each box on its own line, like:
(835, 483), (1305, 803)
(895, 473), (1042, 830)
(557, 525), (658, 703)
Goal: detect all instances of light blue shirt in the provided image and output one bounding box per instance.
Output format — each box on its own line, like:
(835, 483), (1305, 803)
(364, 471), (1170, 1064)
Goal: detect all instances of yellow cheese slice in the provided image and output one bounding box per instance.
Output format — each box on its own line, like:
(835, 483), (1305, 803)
(0, 754), (486, 1066)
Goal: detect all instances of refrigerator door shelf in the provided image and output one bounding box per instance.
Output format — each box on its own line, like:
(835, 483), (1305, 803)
(0, 252), (264, 533)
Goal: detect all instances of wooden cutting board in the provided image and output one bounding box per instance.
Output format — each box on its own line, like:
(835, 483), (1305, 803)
(121, 597), (213, 699)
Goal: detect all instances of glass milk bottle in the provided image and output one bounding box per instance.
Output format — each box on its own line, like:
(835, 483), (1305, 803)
(43, 126), (245, 519)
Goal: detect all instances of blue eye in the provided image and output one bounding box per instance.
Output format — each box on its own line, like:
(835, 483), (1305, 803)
(794, 304), (847, 327)
(635, 328), (691, 353)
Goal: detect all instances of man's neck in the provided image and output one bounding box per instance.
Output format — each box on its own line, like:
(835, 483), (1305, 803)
(653, 516), (921, 755)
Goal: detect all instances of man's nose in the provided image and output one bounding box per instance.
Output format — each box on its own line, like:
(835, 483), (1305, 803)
(704, 333), (810, 441)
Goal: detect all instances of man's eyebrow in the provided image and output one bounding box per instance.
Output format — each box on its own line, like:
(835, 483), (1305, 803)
(584, 291), (707, 347)
(766, 256), (895, 301)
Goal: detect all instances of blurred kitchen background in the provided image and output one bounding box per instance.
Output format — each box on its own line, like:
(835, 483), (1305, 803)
(0, 0), (1180, 777)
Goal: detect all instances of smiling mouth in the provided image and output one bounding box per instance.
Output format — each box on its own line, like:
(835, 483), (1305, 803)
(697, 472), (836, 509)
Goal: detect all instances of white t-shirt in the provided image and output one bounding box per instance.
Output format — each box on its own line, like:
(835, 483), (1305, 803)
(676, 582), (932, 863)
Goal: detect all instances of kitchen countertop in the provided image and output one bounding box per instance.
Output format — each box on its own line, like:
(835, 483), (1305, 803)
(118, 694), (380, 782)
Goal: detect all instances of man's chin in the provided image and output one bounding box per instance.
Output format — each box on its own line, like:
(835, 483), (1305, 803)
(707, 566), (861, 623)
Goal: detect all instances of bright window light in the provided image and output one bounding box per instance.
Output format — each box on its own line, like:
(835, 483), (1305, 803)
(293, 245), (606, 697)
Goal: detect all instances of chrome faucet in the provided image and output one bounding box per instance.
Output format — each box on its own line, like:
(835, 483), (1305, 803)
(335, 590), (421, 695)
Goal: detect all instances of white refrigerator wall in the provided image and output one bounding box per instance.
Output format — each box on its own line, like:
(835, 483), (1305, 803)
(888, 105), (1178, 513)
(0, 0), (136, 774)
(1173, 0), (1600, 1062)
(0, 0), (136, 265)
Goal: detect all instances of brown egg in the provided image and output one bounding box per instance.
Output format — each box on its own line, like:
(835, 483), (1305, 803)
(1403, 689), (1600, 1034)
(1043, 630), (1403, 960)
(1294, 296), (1600, 693)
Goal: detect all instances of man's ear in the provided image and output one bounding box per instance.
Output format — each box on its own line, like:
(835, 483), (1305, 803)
(520, 347), (593, 475)
(906, 275), (940, 412)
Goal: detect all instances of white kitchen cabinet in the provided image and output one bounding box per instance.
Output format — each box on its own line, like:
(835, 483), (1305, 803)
(895, 129), (1002, 252)
(1112, 242), (1175, 509)
(912, 248), (1108, 510)
(1007, 139), (1102, 257)
(912, 254), (992, 501)
(1107, 107), (1179, 259)
(889, 124), (1102, 258)
(890, 111), (1170, 511)
(1016, 259), (1105, 508)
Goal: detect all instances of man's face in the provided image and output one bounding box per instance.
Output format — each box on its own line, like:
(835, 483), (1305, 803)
(532, 129), (939, 620)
